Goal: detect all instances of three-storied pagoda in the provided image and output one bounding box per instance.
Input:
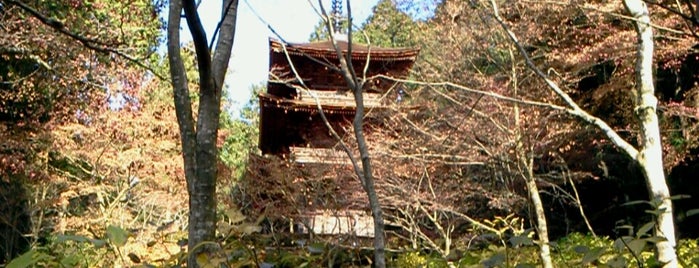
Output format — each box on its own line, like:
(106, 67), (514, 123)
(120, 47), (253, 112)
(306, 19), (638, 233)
(250, 37), (418, 236)
(259, 38), (419, 162)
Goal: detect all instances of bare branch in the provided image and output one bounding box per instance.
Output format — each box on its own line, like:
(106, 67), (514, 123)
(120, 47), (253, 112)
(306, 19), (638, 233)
(644, 0), (699, 26)
(488, 0), (640, 160)
(525, 0), (691, 36)
(375, 74), (570, 111)
(182, 0), (214, 94)
(5, 0), (169, 82)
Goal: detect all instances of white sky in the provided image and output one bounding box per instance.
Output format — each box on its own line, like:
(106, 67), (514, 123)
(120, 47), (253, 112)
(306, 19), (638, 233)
(180, 0), (380, 113)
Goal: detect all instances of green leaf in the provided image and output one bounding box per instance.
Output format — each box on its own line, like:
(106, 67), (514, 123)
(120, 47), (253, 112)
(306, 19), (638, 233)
(573, 245), (589, 254)
(636, 222), (654, 237)
(91, 238), (108, 248)
(668, 194), (692, 201)
(581, 247), (605, 265)
(107, 225), (129, 247)
(641, 236), (667, 244)
(686, 208), (699, 217)
(458, 253), (480, 265)
(613, 237), (630, 251)
(57, 234), (90, 243)
(668, 194), (691, 200)
(606, 255), (627, 268)
(627, 239), (646, 255)
(482, 253), (506, 267)
(196, 253), (209, 266)
(60, 254), (80, 267)
(7, 249), (49, 268)
(649, 198), (663, 207)
(509, 235), (534, 247)
(622, 200), (651, 207)
(644, 209), (663, 216)
(615, 224), (634, 233)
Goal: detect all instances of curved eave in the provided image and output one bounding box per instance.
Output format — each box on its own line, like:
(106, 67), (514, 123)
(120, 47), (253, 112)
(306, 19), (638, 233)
(269, 38), (420, 62)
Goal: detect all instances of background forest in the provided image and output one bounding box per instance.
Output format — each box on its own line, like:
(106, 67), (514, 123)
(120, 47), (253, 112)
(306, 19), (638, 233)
(1, 0), (699, 267)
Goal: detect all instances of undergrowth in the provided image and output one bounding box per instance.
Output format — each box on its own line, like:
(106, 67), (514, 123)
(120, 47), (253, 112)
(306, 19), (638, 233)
(7, 223), (699, 267)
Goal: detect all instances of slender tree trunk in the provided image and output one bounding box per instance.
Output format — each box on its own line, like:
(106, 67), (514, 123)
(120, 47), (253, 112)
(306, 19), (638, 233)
(167, 0), (239, 267)
(318, 1), (386, 266)
(489, 0), (677, 265)
(180, 0), (219, 263)
(523, 167), (554, 268)
(167, 0), (197, 193)
(353, 87), (386, 268)
(623, 0), (678, 266)
(512, 68), (553, 268)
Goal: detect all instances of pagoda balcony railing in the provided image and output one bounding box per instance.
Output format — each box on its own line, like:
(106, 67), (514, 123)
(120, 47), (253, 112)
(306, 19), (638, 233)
(297, 89), (383, 108)
(296, 209), (376, 237)
(290, 146), (352, 165)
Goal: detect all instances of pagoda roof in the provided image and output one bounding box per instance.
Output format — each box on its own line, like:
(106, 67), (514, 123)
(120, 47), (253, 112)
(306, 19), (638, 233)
(269, 38), (419, 61)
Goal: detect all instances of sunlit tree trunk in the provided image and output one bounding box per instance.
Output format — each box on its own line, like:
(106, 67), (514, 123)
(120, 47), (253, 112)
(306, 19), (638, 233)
(524, 175), (553, 268)
(512, 65), (554, 268)
(488, 0), (678, 265)
(623, 0), (678, 266)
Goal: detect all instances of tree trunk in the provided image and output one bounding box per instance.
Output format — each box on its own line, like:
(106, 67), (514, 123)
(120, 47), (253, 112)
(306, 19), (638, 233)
(623, 0), (678, 266)
(167, 0), (239, 267)
(318, 1), (386, 266)
(513, 70), (554, 268)
(489, 0), (677, 264)
(524, 168), (554, 268)
(352, 87), (386, 268)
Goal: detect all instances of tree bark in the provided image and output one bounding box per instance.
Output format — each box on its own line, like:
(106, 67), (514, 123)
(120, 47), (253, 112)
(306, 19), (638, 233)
(623, 0), (678, 266)
(353, 86), (386, 268)
(167, 0), (239, 267)
(512, 67), (553, 268)
(318, 1), (386, 266)
(488, 0), (677, 265)
(523, 167), (554, 268)
(212, 0), (239, 89)
(167, 0), (196, 202)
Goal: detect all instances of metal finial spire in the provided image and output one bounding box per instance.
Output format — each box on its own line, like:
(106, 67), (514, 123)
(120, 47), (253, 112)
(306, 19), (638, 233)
(331, 0), (343, 33)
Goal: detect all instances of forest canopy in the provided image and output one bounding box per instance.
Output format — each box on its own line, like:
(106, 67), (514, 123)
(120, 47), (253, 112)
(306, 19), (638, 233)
(2, 0), (699, 267)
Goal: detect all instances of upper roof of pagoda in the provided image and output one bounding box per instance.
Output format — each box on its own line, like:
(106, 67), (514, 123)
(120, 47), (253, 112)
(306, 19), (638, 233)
(269, 38), (420, 61)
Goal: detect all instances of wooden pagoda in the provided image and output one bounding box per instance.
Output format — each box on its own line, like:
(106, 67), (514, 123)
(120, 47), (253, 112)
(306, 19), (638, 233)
(251, 38), (418, 237)
(259, 38), (419, 163)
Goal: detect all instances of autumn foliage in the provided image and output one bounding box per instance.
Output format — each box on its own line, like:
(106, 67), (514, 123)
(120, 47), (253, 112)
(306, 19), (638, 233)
(2, 0), (699, 266)
(241, 0), (699, 250)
